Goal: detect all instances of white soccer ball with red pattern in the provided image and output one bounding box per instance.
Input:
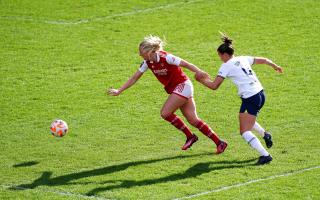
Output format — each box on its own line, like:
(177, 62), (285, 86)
(50, 119), (68, 137)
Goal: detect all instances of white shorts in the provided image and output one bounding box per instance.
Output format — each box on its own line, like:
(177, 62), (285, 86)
(172, 79), (194, 99)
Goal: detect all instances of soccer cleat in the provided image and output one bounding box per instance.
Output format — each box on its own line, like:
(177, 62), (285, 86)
(182, 134), (198, 150)
(256, 155), (273, 165)
(216, 140), (228, 154)
(263, 132), (273, 148)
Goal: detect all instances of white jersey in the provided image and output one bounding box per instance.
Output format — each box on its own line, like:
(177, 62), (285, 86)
(218, 56), (263, 98)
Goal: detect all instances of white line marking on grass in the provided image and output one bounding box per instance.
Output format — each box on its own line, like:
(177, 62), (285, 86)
(0, 0), (204, 25)
(173, 165), (320, 200)
(1, 184), (113, 200)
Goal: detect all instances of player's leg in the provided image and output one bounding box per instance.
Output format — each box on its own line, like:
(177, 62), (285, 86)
(240, 113), (272, 164)
(180, 97), (227, 154)
(249, 91), (273, 148)
(239, 91), (272, 164)
(239, 112), (256, 133)
(252, 121), (273, 148)
(161, 93), (196, 149)
(252, 121), (265, 136)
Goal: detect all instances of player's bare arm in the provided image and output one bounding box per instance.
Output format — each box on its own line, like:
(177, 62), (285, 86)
(108, 70), (143, 96)
(254, 57), (283, 73)
(196, 75), (224, 90)
(179, 60), (209, 80)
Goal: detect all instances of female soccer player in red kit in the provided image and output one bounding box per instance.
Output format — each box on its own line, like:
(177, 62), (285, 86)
(108, 35), (227, 154)
(196, 33), (283, 164)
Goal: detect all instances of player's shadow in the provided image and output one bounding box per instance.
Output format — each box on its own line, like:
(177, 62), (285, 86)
(11, 152), (212, 190)
(85, 158), (256, 196)
(11, 153), (255, 196)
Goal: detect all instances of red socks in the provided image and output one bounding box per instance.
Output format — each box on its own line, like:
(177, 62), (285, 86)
(195, 120), (220, 145)
(164, 114), (221, 146)
(164, 114), (193, 139)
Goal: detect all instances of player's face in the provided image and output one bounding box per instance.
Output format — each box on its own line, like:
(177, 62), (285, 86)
(218, 52), (229, 63)
(139, 48), (150, 60)
(139, 48), (156, 61)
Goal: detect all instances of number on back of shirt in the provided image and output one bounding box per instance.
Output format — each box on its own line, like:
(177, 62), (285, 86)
(241, 68), (253, 76)
(235, 61), (253, 76)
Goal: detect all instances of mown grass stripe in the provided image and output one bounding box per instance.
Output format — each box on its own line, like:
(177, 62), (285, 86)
(1, 184), (113, 200)
(0, 0), (204, 25)
(173, 165), (320, 200)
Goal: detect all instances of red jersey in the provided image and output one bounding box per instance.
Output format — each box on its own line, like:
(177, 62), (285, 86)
(139, 51), (189, 94)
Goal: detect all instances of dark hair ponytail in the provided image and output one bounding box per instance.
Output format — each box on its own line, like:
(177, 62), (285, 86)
(217, 32), (234, 55)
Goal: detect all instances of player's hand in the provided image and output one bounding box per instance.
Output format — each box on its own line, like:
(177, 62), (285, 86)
(107, 88), (121, 96)
(195, 70), (209, 81)
(275, 66), (283, 73)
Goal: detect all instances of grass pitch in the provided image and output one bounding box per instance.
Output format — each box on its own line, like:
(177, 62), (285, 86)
(1, 0), (319, 199)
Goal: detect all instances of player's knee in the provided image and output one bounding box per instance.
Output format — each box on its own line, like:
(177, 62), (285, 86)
(240, 128), (249, 135)
(188, 118), (200, 126)
(160, 111), (171, 120)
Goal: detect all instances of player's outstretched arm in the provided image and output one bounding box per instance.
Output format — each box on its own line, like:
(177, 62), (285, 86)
(179, 60), (209, 80)
(195, 74), (225, 90)
(179, 59), (224, 90)
(254, 57), (283, 73)
(107, 70), (144, 96)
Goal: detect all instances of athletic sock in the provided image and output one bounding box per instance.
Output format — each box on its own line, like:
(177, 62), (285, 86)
(195, 120), (220, 145)
(252, 122), (266, 137)
(242, 131), (269, 156)
(164, 114), (193, 139)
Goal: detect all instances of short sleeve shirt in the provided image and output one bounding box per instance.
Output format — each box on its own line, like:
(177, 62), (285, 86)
(218, 56), (263, 98)
(139, 53), (181, 73)
(138, 51), (188, 94)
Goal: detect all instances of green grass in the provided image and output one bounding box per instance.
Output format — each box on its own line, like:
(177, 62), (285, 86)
(1, 0), (320, 199)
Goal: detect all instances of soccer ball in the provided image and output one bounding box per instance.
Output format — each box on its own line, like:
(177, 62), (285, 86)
(50, 119), (68, 137)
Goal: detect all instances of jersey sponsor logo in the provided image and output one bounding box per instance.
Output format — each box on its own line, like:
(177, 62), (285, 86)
(153, 68), (168, 75)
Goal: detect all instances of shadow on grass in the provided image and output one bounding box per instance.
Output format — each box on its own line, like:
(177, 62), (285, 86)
(85, 158), (256, 196)
(11, 152), (211, 190)
(13, 161), (39, 168)
(10, 153), (256, 196)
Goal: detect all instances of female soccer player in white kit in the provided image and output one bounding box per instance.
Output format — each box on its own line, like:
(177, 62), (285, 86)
(108, 35), (228, 154)
(196, 34), (283, 164)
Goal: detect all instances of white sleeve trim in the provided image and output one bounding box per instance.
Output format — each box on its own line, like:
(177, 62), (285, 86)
(138, 61), (148, 73)
(166, 54), (182, 66)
